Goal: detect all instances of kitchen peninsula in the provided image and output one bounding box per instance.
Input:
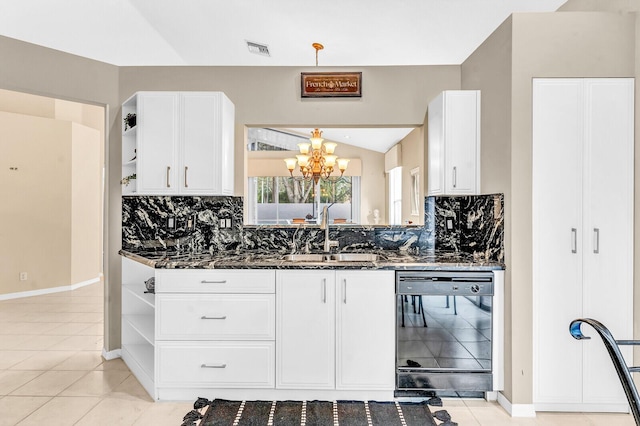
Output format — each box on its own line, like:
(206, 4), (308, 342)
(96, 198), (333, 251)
(120, 193), (504, 401)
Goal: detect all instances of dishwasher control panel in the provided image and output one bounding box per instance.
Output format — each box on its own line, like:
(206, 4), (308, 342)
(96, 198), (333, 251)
(396, 271), (494, 296)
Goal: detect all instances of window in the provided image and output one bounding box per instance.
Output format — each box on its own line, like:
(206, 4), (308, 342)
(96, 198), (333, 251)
(248, 176), (359, 225)
(388, 167), (402, 225)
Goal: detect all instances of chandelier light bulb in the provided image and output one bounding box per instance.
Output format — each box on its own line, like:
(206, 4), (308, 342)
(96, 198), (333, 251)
(324, 155), (337, 168)
(297, 142), (311, 154)
(284, 158), (297, 172)
(337, 158), (350, 172)
(323, 142), (337, 154)
(296, 154), (310, 168)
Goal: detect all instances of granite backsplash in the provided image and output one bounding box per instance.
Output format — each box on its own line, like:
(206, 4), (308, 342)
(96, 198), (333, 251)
(122, 193), (504, 262)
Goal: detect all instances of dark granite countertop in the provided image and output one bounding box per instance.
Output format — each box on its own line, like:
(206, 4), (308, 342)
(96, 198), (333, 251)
(119, 249), (504, 271)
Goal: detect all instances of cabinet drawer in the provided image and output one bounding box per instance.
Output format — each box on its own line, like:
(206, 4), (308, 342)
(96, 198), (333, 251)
(156, 269), (275, 293)
(156, 341), (274, 388)
(156, 294), (274, 340)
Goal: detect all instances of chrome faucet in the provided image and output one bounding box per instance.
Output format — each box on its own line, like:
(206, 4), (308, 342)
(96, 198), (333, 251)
(320, 204), (339, 253)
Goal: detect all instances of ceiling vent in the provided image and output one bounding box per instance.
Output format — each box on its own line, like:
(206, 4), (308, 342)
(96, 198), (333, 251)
(246, 41), (270, 57)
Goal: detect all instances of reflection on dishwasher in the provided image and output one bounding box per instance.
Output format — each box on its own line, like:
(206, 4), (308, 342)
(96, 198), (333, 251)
(396, 271), (494, 394)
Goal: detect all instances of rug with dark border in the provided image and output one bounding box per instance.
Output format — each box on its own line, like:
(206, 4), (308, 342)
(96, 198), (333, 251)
(182, 397), (458, 426)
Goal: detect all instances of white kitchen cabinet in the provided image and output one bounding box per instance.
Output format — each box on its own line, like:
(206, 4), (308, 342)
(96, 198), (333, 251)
(276, 270), (336, 389)
(276, 270), (395, 391)
(532, 78), (634, 412)
(120, 264), (276, 400)
(335, 270), (396, 390)
(121, 91), (234, 196)
(427, 90), (480, 196)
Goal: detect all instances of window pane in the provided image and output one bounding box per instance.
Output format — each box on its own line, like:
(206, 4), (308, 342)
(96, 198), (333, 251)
(256, 177), (275, 203)
(250, 176), (357, 225)
(277, 177), (314, 204)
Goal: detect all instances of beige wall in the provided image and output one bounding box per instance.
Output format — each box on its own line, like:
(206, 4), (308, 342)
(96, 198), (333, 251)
(399, 127), (425, 225)
(462, 9), (636, 406)
(0, 112), (102, 296)
(0, 112), (72, 294)
(71, 123), (102, 284)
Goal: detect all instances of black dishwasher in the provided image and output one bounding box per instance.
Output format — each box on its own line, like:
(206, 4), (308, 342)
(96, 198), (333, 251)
(396, 270), (494, 394)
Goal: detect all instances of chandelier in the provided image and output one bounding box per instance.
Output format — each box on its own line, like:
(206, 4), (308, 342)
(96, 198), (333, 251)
(284, 128), (350, 184)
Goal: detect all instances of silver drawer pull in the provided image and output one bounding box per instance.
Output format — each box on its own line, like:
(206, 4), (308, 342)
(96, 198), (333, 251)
(201, 315), (227, 320)
(201, 363), (226, 369)
(200, 280), (227, 284)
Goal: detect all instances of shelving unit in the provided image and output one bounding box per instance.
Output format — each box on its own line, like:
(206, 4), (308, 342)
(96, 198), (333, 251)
(121, 94), (138, 195)
(121, 257), (156, 398)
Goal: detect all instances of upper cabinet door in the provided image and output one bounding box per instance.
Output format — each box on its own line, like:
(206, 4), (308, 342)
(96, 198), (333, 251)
(137, 93), (179, 194)
(181, 93), (221, 195)
(427, 90), (480, 196)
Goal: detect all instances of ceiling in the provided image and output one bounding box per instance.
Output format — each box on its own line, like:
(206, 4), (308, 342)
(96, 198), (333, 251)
(0, 0), (566, 152)
(1, 0), (566, 67)
(282, 128), (416, 153)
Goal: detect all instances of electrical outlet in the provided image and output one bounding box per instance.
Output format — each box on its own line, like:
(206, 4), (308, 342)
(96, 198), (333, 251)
(167, 216), (176, 229)
(19, 272), (27, 281)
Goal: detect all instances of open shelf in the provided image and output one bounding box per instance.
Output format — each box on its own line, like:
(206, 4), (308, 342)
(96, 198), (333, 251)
(123, 283), (155, 309)
(124, 314), (155, 345)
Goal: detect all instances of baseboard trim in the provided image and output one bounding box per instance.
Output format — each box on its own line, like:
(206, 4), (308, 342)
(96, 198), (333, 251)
(497, 392), (537, 417)
(102, 348), (122, 361)
(0, 276), (101, 301)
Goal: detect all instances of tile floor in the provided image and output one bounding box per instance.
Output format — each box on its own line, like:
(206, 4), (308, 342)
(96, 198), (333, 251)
(0, 281), (635, 425)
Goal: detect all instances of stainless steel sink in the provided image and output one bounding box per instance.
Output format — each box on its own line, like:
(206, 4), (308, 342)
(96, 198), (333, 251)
(331, 253), (380, 262)
(283, 254), (329, 262)
(283, 253), (380, 262)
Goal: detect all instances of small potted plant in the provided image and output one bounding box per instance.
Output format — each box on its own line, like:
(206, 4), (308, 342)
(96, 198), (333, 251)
(124, 113), (137, 131)
(121, 173), (136, 187)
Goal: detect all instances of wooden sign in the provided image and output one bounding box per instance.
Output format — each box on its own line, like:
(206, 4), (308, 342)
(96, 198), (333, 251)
(301, 72), (362, 98)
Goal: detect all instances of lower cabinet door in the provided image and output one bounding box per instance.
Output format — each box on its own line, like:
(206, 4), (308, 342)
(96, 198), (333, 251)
(336, 271), (396, 390)
(276, 270), (335, 389)
(156, 341), (274, 388)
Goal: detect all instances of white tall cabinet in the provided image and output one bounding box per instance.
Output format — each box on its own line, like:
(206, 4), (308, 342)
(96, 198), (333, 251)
(121, 91), (234, 196)
(427, 90), (481, 196)
(532, 78), (634, 412)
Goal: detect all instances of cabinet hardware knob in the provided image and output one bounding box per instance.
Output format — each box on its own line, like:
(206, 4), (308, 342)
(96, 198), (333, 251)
(184, 166), (189, 188)
(201, 315), (227, 320)
(593, 228), (600, 254)
(571, 228), (577, 254)
(201, 363), (226, 368)
(200, 280), (227, 284)
(166, 166), (171, 188)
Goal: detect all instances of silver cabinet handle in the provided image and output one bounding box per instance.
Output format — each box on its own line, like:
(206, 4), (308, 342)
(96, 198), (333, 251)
(200, 280), (227, 284)
(201, 363), (226, 369)
(201, 315), (227, 320)
(322, 278), (326, 303)
(184, 166), (189, 188)
(453, 166), (457, 188)
(571, 228), (577, 254)
(343, 278), (347, 304)
(594, 228), (600, 254)
(166, 166), (171, 188)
